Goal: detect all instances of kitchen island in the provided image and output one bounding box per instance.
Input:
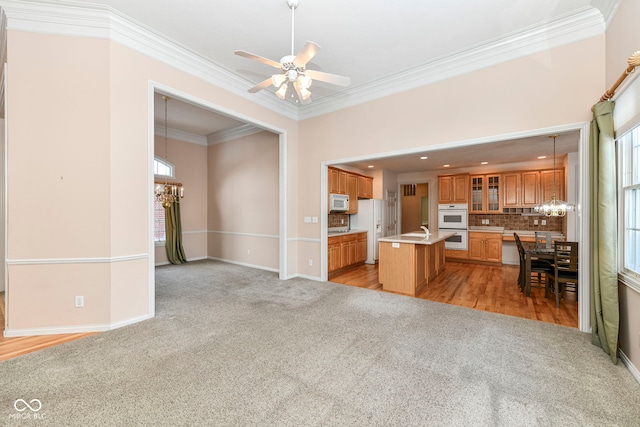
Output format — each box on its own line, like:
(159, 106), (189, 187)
(378, 231), (455, 296)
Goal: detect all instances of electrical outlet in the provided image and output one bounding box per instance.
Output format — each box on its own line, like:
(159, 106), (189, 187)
(312, 217), (318, 223)
(541, 220), (547, 226)
(308, 259), (313, 266)
(534, 220), (539, 225)
(247, 249), (251, 255)
(75, 296), (84, 308)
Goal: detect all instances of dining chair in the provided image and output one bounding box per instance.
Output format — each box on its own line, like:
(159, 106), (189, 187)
(514, 233), (552, 294)
(546, 241), (579, 307)
(534, 231), (553, 249)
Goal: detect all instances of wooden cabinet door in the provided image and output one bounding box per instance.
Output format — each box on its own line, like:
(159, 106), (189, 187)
(485, 236), (502, 263)
(521, 171), (539, 207)
(414, 244), (428, 291)
(346, 173), (358, 214)
(502, 172), (520, 207)
(357, 176), (373, 199)
(540, 169), (564, 202)
(468, 234), (485, 261)
(356, 233), (367, 263)
(486, 174), (501, 212)
(470, 175), (484, 213)
(438, 176), (452, 203)
(452, 174), (469, 203)
(328, 168), (340, 194)
(328, 239), (341, 272)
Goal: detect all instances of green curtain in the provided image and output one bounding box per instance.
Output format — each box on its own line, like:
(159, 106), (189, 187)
(589, 101), (619, 364)
(165, 200), (187, 265)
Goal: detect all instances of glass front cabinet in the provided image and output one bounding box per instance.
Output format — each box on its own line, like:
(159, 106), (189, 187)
(470, 174), (501, 214)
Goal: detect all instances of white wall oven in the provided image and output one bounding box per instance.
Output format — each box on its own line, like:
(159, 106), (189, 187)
(442, 230), (468, 250)
(437, 204), (468, 229)
(438, 203), (469, 250)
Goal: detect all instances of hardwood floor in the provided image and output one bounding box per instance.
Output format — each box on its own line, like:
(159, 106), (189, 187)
(330, 261), (579, 328)
(0, 293), (96, 362)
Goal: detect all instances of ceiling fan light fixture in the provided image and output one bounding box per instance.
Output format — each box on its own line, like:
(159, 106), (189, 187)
(299, 87), (311, 100)
(276, 83), (288, 99)
(271, 74), (286, 87)
(297, 74), (312, 89)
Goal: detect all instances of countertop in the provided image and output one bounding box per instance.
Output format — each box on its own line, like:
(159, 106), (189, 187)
(469, 226), (563, 238)
(378, 231), (456, 245)
(328, 229), (367, 237)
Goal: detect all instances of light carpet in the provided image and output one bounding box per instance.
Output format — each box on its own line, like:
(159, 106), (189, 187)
(1, 260), (639, 426)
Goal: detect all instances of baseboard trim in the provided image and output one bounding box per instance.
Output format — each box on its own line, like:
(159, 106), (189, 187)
(155, 256), (208, 267)
(206, 257), (279, 274)
(291, 273), (323, 282)
(619, 349), (640, 384)
(3, 314), (152, 337)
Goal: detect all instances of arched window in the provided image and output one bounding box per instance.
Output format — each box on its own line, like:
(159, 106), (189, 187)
(154, 157), (175, 179)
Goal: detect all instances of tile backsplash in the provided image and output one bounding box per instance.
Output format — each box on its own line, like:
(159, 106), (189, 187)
(469, 214), (563, 232)
(328, 213), (349, 228)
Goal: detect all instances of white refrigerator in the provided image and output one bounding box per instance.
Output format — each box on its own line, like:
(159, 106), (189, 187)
(350, 199), (383, 264)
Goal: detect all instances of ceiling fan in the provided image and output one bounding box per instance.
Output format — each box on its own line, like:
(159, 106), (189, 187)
(234, 0), (350, 105)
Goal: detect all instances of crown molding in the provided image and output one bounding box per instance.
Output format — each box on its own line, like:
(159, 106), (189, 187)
(154, 124), (207, 146)
(0, 0), (299, 120)
(207, 123), (262, 145)
(590, 0), (621, 28)
(298, 6), (606, 120)
(0, 1), (607, 121)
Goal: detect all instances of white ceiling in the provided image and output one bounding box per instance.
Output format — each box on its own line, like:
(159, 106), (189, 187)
(117, 0), (612, 172)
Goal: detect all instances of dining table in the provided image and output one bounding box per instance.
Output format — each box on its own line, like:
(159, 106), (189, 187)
(523, 243), (555, 297)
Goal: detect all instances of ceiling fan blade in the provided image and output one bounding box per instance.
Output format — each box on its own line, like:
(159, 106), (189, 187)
(293, 41), (320, 67)
(248, 78), (274, 93)
(305, 70), (351, 87)
(234, 50), (282, 69)
(293, 81), (312, 105)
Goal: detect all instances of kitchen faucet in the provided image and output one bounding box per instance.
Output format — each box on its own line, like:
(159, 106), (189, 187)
(420, 226), (430, 236)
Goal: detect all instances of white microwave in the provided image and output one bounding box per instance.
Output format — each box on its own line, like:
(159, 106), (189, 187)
(330, 193), (350, 212)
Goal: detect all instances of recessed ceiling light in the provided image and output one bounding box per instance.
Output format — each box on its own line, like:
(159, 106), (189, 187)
(367, 165), (374, 168)
(538, 155), (547, 159)
(443, 164), (450, 168)
(481, 161), (488, 165)
(420, 156), (428, 160)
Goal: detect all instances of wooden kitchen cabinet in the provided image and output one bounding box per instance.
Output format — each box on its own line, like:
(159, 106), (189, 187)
(378, 239), (447, 296)
(328, 232), (367, 275)
(502, 172), (521, 208)
(521, 171), (539, 207)
(469, 174), (501, 213)
(356, 233), (367, 263)
(328, 167), (347, 194)
(346, 173), (358, 214)
(357, 175), (373, 199)
(328, 236), (342, 273)
(438, 174), (469, 204)
(540, 169), (564, 202)
(468, 232), (502, 263)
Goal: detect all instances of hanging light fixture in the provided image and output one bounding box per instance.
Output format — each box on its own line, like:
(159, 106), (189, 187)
(534, 134), (574, 217)
(155, 96), (184, 208)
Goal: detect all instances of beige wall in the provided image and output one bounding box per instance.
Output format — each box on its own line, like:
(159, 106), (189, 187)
(207, 131), (280, 270)
(606, 0), (640, 376)
(4, 30), (297, 334)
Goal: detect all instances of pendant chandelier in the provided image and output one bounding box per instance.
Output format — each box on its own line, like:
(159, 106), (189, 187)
(534, 134), (574, 217)
(155, 96), (184, 208)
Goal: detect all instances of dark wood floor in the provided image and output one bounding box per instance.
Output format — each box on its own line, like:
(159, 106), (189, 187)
(330, 261), (578, 328)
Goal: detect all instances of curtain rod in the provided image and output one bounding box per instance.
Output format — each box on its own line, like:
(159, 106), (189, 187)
(598, 51), (640, 102)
